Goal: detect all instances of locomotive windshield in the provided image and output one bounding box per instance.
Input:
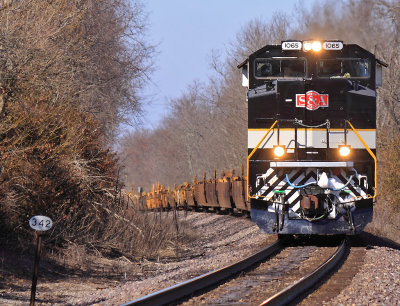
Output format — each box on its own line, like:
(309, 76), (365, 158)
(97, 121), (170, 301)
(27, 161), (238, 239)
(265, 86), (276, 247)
(318, 58), (370, 78)
(255, 58), (305, 78)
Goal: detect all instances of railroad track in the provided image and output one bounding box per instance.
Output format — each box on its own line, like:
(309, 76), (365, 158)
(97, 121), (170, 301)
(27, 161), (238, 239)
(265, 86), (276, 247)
(260, 238), (348, 305)
(122, 236), (349, 306)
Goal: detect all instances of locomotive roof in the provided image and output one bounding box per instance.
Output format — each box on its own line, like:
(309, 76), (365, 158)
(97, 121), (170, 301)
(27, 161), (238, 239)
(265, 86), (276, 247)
(237, 41), (388, 68)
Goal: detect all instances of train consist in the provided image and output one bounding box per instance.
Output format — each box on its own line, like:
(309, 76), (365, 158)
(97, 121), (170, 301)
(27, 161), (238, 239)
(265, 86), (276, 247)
(139, 40), (386, 236)
(240, 40), (386, 234)
(138, 169), (249, 214)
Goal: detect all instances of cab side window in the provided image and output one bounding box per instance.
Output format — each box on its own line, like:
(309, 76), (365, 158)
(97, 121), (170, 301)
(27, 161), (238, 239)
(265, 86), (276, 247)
(318, 59), (370, 78)
(255, 60), (279, 77)
(254, 58), (305, 79)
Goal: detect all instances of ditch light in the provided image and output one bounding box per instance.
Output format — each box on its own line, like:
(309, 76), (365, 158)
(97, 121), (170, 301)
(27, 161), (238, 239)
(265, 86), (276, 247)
(273, 145), (286, 157)
(339, 145), (351, 157)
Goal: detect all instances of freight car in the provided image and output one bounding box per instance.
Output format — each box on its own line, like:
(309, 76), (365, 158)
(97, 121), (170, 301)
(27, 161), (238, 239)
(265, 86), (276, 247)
(140, 169), (249, 215)
(239, 40), (386, 234)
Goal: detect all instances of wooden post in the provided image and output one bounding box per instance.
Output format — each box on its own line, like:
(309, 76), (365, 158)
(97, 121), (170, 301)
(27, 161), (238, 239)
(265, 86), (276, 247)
(30, 232), (43, 306)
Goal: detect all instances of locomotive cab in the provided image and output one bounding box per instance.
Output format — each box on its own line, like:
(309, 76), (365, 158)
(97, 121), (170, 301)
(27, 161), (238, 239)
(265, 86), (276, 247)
(240, 40), (386, 235)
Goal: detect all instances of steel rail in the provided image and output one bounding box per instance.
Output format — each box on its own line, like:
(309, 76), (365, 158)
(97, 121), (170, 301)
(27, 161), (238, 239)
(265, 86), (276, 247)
(260, 237), (348, 306)
(121, 239), (283, 306)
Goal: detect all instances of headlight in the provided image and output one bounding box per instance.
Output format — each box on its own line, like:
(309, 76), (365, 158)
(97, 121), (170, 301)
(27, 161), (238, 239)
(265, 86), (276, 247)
(303, 41), (312, 51)
(303, 41), (322, 52)
(339, 145), (351, 157)
(273, 145), (286, 157)
(312, 41), (322, 51)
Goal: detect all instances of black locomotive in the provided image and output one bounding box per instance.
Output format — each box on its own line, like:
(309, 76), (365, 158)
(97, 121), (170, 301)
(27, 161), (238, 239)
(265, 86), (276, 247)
(239, 40), (386, 234)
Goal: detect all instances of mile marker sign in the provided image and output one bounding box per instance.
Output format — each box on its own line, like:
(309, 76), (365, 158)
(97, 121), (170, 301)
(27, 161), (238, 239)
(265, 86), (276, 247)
(29, 215), (53, 305)
(29, 216), (52, 231)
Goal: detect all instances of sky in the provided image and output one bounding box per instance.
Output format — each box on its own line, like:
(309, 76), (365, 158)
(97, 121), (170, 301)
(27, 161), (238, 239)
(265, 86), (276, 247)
(139, 0), (313, 129)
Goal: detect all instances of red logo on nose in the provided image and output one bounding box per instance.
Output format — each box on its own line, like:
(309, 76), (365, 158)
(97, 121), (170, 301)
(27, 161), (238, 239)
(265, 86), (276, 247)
(296, 91), (329, 111)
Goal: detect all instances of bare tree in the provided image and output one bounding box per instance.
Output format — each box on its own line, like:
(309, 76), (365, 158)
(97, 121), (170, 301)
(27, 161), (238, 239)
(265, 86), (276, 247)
(120, 13), (292, 188)
(0, 0), (154, 142)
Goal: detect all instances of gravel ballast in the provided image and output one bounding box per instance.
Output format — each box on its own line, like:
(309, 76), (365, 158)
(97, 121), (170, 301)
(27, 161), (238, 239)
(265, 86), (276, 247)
(326, 246), (400, 305)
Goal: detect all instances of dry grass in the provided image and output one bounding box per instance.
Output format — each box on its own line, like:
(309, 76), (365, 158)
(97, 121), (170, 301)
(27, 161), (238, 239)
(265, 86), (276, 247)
(365, 204), (400, 244)
(96, 207), (197, 261)
(0, 208), (198, 296)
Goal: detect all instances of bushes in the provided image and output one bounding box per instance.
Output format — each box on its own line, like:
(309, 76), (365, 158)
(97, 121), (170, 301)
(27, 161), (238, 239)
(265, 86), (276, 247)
(363, 131), (400, 243)
(0, 100), (120, 247)
(0, 100), (192, 259)
(378, 134), (400, 213)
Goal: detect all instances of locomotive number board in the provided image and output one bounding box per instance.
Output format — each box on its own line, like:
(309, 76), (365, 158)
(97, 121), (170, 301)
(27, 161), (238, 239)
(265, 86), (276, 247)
(282, 40), (343, 51)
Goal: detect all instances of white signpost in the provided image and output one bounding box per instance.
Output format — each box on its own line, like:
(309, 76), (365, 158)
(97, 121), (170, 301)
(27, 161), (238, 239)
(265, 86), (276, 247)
(29, 216), (53, 231)
(29, 215), (53, 306)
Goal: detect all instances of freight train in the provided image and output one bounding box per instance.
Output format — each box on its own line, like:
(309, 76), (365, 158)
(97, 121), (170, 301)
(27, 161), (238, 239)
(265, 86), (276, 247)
(138, 40), (386, 235)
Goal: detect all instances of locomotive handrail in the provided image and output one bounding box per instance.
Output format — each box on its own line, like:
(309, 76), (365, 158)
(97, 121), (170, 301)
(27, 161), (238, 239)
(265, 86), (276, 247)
(247, 120), (278, 201)
(247, 120), (376, 200)
(346, 120), (377, 199)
